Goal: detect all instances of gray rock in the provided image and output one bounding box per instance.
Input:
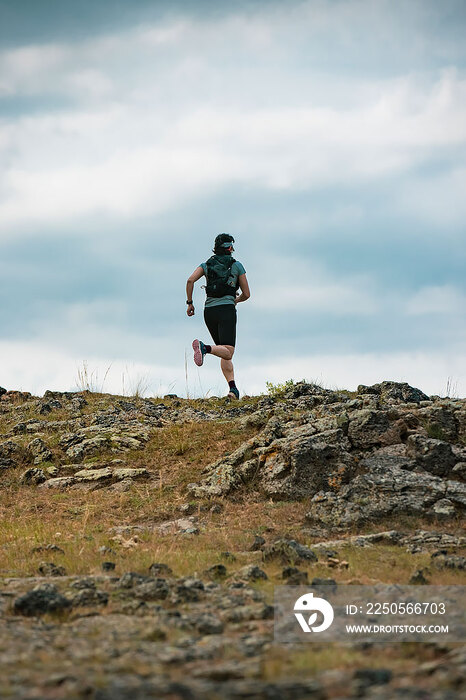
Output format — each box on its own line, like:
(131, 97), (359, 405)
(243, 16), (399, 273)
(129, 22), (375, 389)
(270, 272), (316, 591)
(407, 434), (457, 476)
(306, 462), (466, 527)
(133, 578), (170, 600)
(282, 567), (309, 585)
(38, 476), (76, 489)
(432, 498), (457, 519)
(13, 583), (71, 616)
(250, 535), (265, 551)
(418, 405), (459, 442)
(431, 552), (466, 570)
(367, 381), (429, 404)
(20, 467), (46, 485)
(148, 562), (173, 577)
(27, 437), (53, 464)
(71, 588), (109, 606)
(347, 410), (393, 448)
(0, 439), (26, 466)
(38, 562), (67, 576)
(73, 467), (113, 481)
(117, 572), (151, 588)
(452, 462), (466, 481)
(263, 539), (318, 564)
(236, 565), (268, 581)
(360, 444), (416, 472)
(204, 564), (227, 580)
(191, 612), (224, 635)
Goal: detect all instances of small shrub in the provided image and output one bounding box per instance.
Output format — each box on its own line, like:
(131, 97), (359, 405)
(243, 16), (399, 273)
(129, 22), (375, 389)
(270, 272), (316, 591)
(265, 379), (295, 398)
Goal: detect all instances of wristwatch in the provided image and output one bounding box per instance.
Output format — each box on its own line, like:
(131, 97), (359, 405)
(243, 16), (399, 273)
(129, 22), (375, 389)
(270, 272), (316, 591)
(186, 300), (193, 305)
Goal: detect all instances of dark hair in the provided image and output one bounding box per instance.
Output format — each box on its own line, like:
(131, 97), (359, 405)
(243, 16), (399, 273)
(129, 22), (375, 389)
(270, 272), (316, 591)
(213, 233), (235, 255)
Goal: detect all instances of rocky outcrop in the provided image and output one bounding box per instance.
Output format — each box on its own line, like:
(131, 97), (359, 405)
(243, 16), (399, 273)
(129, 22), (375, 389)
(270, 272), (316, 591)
(187, 382), (466, 525)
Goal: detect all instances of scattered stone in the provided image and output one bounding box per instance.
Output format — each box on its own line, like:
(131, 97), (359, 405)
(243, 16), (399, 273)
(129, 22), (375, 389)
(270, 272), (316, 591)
(204, 564), (227, 580)
(38, 562), (67, 577)
(102, 561), (116, 571)
(179, 502), (196, 515)
(282, 567), (309, 585)
(250, 535), (266, 551)
(71, 588), (109, 607)
(70, 578), (96, 590)
(13, 583), (72, 616)
(98, 545), (116, 556)
(21, 467), (47, 485)
(236, 565), (268, 581)
(432, 498), (458, 519)
(311, 578), (337, 593)
(148, 562), (173, 577)
(409, 568), (430, 584)
(263, 539), (318, 564)
(38, 476), (76, 489)
(118, 572), (151, 588)
(431, 552), (466, 570)
(31, 543), (65, 554)
(27, 437), (53, 464)
(133, 578), (170, 600)
(155, 516), (200, 535)
(452, 462), (466, 480)
(191, 612), (224, 635)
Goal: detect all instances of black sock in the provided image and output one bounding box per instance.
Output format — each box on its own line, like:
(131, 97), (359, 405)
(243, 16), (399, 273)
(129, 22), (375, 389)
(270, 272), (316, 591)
(205, 345), (212, 353)
(228, 380), (237, 389)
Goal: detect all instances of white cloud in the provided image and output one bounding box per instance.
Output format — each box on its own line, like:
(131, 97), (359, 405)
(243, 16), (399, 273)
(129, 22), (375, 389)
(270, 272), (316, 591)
(406, 284), (466, 316)
(0, 6), (465, 233)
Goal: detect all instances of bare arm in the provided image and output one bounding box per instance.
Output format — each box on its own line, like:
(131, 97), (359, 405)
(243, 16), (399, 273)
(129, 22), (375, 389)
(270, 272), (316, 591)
(186, 266), (204, 316)
(234, 273), (250, 304)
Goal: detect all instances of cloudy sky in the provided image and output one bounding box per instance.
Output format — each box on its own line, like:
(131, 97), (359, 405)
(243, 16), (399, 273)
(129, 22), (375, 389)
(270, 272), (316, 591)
(0, 0), (465, 398)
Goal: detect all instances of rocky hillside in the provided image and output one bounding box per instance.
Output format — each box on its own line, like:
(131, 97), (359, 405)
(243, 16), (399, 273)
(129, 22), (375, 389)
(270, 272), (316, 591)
(0, 381), (465, 699)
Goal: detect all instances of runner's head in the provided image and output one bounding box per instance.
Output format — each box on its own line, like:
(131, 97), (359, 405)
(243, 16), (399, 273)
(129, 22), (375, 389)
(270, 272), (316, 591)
(214, 233), (235, 255)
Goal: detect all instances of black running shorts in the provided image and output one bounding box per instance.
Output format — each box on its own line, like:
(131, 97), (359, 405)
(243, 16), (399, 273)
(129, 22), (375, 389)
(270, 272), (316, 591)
(204, 304), (237, 347)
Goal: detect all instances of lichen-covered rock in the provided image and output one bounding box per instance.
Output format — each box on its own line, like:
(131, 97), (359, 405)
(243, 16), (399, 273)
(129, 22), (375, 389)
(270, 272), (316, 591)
(27, 437), (53, 464)
(418, 405), (459, 442)
(235, 565), (268, 581)
(38, 476), (76, 489)
(20, 467), (46, 485)
(0, 439), (28, 468)
(262, 539), (318, 564)
(347, 410), (393, 448)
(73, 467), (113, 481)
(358, 381), (429, 404)
(13, 583), (71, 616)
(190, 424), (356, 500)
(406, 434), (457, 476)
(70, 588), (109, 607)
(111, 467), (149, 480)
(132, 578), (170, 600)
(38, 561), (67, 576)
(306, 462), (466, 527)
(359, 444), (416, 472)
(258, 428), (356, 499)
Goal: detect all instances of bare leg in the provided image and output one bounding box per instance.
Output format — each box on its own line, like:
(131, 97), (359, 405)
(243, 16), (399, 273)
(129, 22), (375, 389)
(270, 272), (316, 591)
(209, 344), (235, 361)
(209, 345), (235, 383)
(221, 357), (234, 383)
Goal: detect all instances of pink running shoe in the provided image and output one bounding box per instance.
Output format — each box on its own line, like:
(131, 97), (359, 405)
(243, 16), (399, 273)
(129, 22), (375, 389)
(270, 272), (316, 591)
(192, 339), (206, 367)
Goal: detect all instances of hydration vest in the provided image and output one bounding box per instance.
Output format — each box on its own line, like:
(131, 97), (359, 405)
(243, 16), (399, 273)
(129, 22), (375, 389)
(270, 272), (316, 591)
(205, 254), (239, 298)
